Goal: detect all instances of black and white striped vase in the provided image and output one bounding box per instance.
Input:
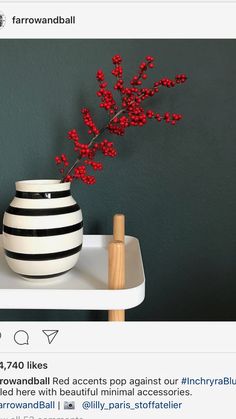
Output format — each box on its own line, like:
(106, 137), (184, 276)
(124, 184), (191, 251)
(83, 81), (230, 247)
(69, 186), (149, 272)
(2, 180), (83, 280)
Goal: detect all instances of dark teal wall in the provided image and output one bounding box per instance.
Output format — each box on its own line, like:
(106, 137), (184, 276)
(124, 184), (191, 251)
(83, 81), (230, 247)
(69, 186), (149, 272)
(0, 39), (236, 320)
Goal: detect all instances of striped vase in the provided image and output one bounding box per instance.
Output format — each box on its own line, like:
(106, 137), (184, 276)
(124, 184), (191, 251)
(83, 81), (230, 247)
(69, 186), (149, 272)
(2, 180), (83, 280)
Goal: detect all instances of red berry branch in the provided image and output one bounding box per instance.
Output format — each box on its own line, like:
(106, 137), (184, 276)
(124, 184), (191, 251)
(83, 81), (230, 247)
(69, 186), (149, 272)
(55, 54), (187, 185)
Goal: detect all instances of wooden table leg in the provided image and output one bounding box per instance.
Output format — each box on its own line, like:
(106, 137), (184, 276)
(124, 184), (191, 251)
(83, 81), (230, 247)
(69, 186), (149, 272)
(108, 214), (126, 321)
(108, 240), (125, 321)
(113, 214), (125, 242)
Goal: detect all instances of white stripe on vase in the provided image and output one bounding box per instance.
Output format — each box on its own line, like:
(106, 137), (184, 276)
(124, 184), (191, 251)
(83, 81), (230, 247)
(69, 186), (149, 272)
(10, 196), (77, 209)
(15, 180), (71, 192)
(3, 230), (83, 253)
(5, 253), (80, 277)
(3, 210), (83, 229)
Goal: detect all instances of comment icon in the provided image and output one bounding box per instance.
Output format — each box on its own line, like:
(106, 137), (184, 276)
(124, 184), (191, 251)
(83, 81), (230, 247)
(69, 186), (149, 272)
(14, 330), (29, 345)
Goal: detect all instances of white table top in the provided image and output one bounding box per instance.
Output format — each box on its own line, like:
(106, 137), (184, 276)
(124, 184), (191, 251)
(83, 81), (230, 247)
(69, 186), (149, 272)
(0, 235), (145, 310)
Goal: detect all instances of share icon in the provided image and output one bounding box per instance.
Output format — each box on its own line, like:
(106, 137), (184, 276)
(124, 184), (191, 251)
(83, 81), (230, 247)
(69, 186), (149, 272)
(42, 330), (59, 344)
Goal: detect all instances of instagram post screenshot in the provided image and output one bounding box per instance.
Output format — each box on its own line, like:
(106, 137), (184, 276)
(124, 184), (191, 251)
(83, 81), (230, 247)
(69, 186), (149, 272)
(0, 1), (236, 418)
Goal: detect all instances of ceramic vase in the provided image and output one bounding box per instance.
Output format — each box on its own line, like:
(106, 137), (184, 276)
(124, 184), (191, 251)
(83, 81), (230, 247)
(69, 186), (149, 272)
(2, 179), (83, 280)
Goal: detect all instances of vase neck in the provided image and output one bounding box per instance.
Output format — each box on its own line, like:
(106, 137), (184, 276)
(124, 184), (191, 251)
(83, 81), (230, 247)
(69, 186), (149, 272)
(15, 179), (71, 193)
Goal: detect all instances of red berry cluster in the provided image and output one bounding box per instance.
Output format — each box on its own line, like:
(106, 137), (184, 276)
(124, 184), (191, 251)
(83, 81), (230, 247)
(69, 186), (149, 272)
(96, 69), (105, 82)
(55, 54), (187, 184)
(130, 56), (154, 86)
(146, 111), (183, 125)
(175, 74), (187, 84)
(112, 54), (122, 65)
(74, 165), (96, 185)
(65, 168), (96, 185)
(110, 54), (124, 92)
(56, 128), (117, 184)
(96, 75), (118, 116)
(82, 108), (100, 136)
(68, 129), (80, 150)
(99, 55), (186, 135)
(99, 139), (117, 157)
(85, 160), (103, 170)
(55, 154), (69, 174)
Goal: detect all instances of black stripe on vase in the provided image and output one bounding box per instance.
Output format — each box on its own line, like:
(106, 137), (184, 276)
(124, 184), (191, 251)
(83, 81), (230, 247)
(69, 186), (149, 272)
(22, 269), (71, 279)
(3, 221), (83, 237)
(4, 244), (82, 261)
(16, 190), (71, 199)
(6, 204), (80, 216)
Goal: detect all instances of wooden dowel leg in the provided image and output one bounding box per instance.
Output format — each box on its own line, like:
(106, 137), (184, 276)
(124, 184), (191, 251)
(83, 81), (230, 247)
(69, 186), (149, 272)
(108, 240), (125, 322)
(109, 309), (125, 322)
(113, 214), (125, 242)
